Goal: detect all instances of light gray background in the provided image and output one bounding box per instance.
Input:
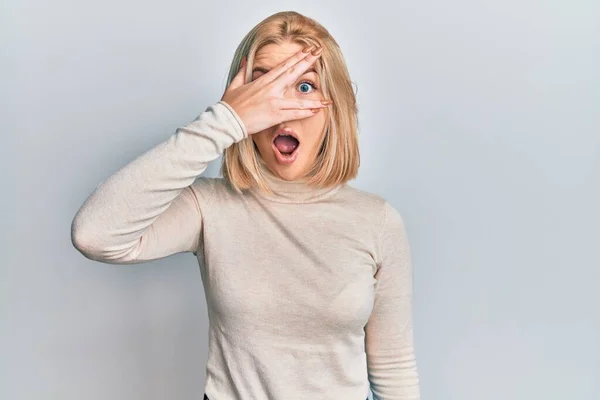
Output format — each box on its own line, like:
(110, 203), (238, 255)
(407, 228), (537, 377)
(2, 1), (599, 399)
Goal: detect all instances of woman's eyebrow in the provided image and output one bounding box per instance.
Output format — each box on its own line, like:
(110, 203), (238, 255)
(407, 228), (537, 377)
(252, 66), (317, 75)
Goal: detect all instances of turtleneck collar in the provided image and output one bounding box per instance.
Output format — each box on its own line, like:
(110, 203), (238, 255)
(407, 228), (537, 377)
(249, 162), (344, 204)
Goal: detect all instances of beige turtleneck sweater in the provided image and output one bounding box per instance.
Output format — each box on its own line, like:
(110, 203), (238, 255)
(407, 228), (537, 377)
(71, 101), (420, 400)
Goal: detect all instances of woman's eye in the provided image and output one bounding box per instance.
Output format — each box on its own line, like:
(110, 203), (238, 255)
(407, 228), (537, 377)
(297, 80), (317, 94)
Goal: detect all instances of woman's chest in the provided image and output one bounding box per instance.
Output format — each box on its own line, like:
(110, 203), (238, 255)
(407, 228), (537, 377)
(199, 200), (380, 333)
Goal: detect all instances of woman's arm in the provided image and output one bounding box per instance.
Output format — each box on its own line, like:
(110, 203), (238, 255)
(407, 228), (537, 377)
(365, 201), (421, 399)
(70, 101), (247, 264)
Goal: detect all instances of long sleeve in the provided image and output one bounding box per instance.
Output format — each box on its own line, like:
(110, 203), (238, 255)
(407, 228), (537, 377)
(70, 101), (247, 264)
(365, 201), (420, 399)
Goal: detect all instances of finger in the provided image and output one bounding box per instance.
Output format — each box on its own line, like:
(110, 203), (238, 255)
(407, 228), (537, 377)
(277, 51), (322, 88)
(260, 46), (317, 85)
(229, 56), (247, 90)
(279, 108), (322, 122)
(278, 98), (332, 110)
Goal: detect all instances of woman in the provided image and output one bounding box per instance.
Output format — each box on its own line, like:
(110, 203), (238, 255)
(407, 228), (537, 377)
(71, 11), (420, 400)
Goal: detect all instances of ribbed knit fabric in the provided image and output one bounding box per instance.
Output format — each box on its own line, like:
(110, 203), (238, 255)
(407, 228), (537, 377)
(71, 101), (420, 400)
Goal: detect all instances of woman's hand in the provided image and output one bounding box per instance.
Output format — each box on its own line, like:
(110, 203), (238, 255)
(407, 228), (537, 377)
(220, 46), (332, 136)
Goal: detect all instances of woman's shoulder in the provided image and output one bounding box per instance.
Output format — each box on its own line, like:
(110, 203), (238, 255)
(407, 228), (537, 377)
(339, 183), (387, 206)
(337, 183), (395, 221)
(338, 184), (408, 237)
(189, 176), (238, 202)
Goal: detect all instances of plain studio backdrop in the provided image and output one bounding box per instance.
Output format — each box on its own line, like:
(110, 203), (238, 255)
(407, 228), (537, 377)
(1, 1), (598, 399)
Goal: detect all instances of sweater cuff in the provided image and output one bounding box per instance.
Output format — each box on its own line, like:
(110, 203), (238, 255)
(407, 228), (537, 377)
(216, 100), (249, 140)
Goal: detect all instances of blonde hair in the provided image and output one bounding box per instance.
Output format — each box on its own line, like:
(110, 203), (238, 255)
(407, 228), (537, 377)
(220, 11), (360, 194)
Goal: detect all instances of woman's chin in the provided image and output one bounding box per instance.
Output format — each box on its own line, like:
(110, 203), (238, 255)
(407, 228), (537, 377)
(267, 161), (303, 181)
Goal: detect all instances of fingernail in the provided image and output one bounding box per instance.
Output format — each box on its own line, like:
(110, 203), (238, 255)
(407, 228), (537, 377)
(311, 46), (323, 56)
(303, 45), (315, 53)
(321, 99), (333, 105)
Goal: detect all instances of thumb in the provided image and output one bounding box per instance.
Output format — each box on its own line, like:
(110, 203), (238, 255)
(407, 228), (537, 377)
(229, 56), (247, 90)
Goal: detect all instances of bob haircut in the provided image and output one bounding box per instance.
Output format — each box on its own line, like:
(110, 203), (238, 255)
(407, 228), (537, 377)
(220, 11), (360, 194)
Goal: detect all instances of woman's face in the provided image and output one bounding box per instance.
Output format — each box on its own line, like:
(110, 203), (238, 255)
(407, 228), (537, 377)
(250, 41), (328, 181)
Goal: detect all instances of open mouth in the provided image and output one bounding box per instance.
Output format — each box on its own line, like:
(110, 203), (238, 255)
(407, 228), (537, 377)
(272, 131), (300, 164)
